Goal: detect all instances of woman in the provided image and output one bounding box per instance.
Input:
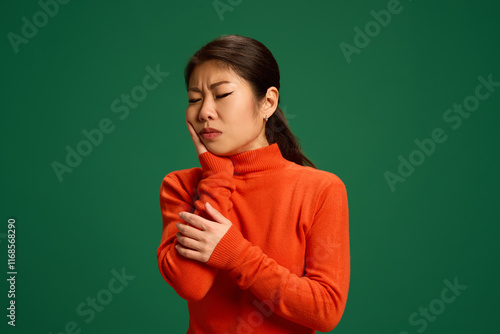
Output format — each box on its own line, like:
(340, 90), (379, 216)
(157, 34), (350, 333)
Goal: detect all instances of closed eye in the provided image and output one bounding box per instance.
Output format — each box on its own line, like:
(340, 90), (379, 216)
(188, 92), (233, 104)
(216, 92), (233, 99)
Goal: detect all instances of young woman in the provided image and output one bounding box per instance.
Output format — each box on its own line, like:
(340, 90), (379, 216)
(157, 34), (350, 333)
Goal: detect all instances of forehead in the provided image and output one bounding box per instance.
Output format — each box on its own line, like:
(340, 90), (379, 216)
(189, 60), (244, 88)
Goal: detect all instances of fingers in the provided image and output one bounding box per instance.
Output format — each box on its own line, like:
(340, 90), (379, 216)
(179, 212), (207, 231)
(175, 207), (231, 264)
(186, 121), (199, 141)
(186, 121), (208, 156)
(175, 232), (200, 250)
(175, 243), (209, 263)
(176, 222), (203, 240)
(186, 121), (201, 143)
(205, 202), (231, 225)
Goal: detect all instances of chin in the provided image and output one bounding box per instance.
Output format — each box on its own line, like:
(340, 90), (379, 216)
(208, 149), (233, 157)
(206, 143), (238, 157)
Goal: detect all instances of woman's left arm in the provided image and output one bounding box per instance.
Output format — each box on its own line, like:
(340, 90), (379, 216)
(177, 176), (350, 332)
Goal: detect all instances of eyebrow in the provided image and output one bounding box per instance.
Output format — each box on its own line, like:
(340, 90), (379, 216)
(188, 81), (233, 92)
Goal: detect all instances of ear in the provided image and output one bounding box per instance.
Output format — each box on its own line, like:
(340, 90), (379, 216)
(260, 86), (279, 119)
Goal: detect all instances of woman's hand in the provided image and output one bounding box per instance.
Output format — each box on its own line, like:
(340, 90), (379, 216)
(186, 120), (208, 156)
(175, 202), (232, 263)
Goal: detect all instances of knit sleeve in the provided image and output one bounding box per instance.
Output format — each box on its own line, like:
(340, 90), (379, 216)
(206, 176), (350, 332)
(156, 151), (235, 301)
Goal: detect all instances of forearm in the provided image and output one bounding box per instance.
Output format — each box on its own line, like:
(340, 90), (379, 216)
(157, 151), (235, 300)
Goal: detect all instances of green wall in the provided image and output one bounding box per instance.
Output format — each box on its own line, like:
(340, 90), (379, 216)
(2, 0), (499, 333)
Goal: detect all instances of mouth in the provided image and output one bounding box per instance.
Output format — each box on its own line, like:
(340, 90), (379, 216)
(199, 127), (222, 140)
(200, 132), (222, 140)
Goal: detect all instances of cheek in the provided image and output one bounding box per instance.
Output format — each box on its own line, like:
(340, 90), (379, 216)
(226, 107), (255, 130)
(185, 107), (195, 121)
(231, 98), (258, 122)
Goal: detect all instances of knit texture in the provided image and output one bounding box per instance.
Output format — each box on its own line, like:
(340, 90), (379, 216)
(157, 143), (350, 333)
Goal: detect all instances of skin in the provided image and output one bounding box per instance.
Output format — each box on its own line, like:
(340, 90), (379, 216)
(175, 59), (279, 263)
(185, 59), (278, 156)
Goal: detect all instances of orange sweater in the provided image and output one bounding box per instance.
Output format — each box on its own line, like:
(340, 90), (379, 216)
(157, 143), (350, 333)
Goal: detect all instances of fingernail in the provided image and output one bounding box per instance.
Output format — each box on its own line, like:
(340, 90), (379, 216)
(206, 202), (211, 209)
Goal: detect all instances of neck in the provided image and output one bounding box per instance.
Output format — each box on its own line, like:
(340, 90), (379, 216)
(228, 143), (290, 176)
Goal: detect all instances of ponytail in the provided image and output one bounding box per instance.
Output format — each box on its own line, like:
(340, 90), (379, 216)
(265, 106), (316, 168)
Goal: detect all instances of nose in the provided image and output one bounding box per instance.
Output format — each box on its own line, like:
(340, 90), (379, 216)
(198, 98), (218, 122)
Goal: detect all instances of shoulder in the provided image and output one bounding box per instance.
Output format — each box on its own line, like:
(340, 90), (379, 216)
(285, 162), (347, 193)
(283, 163), (348, 224)
(160, 167), (203, 192)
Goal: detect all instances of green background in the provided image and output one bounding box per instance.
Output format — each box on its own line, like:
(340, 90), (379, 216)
(2, 0), (499, 333)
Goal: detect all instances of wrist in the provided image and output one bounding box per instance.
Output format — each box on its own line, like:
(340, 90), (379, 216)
(199, 151), (234, 174)
(207, 225), (248, 270)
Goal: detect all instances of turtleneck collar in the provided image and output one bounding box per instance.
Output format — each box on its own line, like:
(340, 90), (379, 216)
(229, 143), (290, 176)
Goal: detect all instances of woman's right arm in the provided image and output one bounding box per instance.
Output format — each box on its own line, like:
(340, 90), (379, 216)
(156, 150), (235, 301)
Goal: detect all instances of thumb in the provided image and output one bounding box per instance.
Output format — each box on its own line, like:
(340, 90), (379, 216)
(205, 202), (231, 225)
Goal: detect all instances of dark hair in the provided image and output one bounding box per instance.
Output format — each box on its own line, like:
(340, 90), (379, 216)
(184, 34), (316, 168)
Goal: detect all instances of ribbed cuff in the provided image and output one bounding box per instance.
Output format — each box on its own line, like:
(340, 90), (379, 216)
(207, 225), (249, 270)
(199, 152), (234, 174)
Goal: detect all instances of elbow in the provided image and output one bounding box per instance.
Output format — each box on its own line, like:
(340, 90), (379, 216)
(315, 309), (345, 333)
(157, 255), (213, 302)
(157, 266), (210, 302)
(176, 286), (210, 302)
(314, 290), (348, 332)
(157, 266), (208, 302)
(317, 315), (342, 333)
